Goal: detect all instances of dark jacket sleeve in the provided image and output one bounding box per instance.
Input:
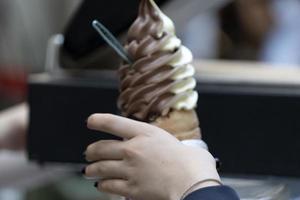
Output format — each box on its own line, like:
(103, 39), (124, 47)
(183, 185), (240, 200)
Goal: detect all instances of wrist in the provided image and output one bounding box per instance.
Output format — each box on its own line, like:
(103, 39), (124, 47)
(180, 179), (222, 200)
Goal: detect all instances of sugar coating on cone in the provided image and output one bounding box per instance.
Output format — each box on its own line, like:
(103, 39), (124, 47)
(118, 0), (201, 139)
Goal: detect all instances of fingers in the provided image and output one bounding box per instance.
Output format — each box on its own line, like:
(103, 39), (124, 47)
(86, 160), (128, 179)
(97, 179), (131, 197)
(85, 140), (124, 162)
(87, 114), (152, 139)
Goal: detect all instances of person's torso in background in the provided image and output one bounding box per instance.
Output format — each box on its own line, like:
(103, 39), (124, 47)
(0, 0), (81, 73)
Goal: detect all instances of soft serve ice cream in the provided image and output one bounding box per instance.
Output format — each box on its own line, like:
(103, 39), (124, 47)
(118, 0), (200, 140)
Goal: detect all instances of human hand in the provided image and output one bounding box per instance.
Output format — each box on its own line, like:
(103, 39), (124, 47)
(0, 103), (28, 150)
(84, 114), (221, 200)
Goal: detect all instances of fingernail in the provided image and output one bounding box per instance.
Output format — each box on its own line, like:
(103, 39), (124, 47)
(215, 158), (222, 171)
(81, 167), (86, 175)
(94, 182), (98, 188)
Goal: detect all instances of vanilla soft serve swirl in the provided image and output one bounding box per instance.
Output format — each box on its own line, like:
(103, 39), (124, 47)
(118, 0), (198, 122)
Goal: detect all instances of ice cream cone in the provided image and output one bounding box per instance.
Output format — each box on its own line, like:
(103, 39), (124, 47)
(117, 0), (202, 142)
(151, 109), (201, 140)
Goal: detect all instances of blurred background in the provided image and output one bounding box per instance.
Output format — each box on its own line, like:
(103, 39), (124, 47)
(0, 0), (81, 109)
(1, 0), (300, 199)
(3, 0), (300, 109)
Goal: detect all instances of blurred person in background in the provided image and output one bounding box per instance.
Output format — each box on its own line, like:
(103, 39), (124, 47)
(218, 0), (300, 66)
(0, 104), (27, 150)
(0, 0), (81, 150)
(218, 0), (273, 60)
(0, 0), (80, 109)
(261, 0), (300, 65)
(0, 0), (80, 73)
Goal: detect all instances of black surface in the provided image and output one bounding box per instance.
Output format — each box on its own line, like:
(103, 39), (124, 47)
(27, 75), (120, 163)
(28, 75), (300, 177)
(197, 91), (300, 177)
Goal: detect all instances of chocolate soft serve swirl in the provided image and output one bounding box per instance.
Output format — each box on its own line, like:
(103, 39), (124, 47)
(118, 0), (198, 122)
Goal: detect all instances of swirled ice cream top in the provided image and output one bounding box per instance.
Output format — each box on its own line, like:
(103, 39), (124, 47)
(118, 0), (198, 122)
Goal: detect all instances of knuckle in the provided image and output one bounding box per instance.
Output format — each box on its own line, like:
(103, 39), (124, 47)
(101, 181), (131, 197)
(140, 122), (153, 134)
(101, 181), (114, 191)
(122, 146), (137, 158)
(128, 178), (138, 187)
